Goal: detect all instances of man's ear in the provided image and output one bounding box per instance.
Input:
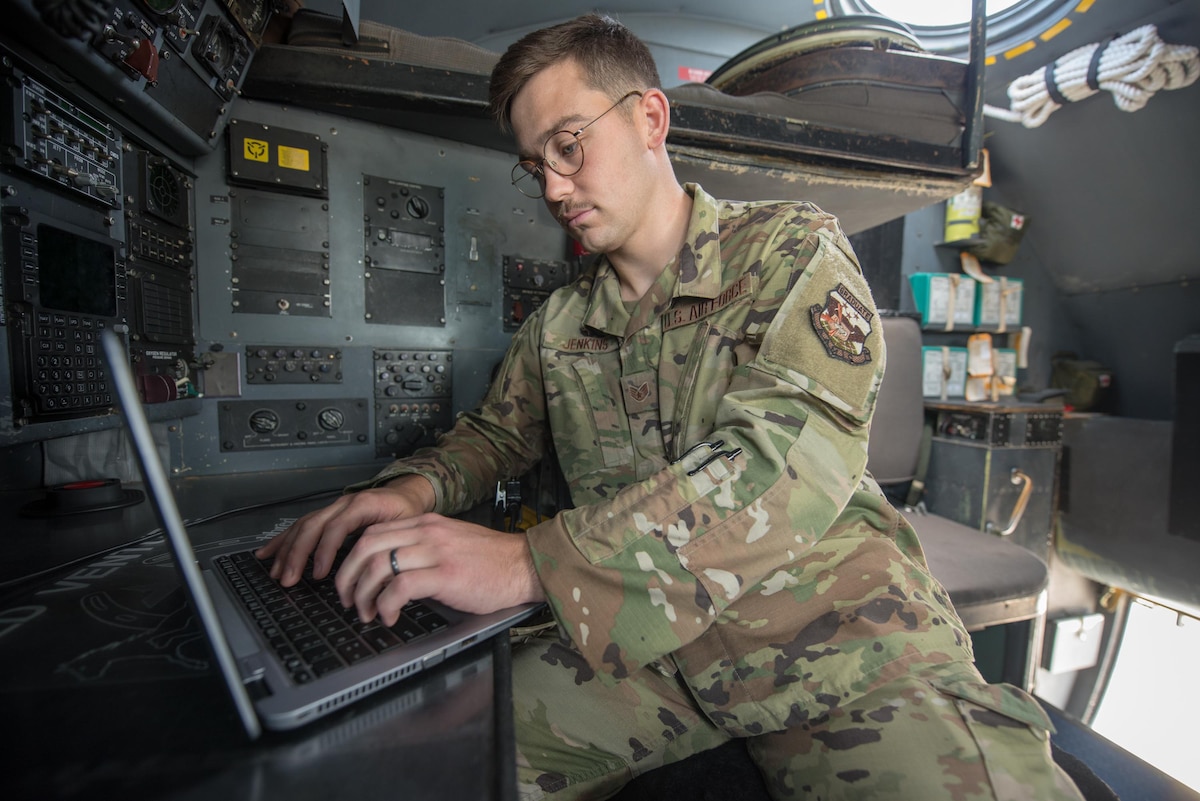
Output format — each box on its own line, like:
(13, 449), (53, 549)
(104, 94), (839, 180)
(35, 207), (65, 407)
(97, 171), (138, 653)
(640, 88), (671, 148)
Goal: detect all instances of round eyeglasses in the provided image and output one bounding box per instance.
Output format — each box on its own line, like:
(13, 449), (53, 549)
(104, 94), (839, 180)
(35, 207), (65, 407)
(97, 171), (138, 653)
(511, 91), (643, 199)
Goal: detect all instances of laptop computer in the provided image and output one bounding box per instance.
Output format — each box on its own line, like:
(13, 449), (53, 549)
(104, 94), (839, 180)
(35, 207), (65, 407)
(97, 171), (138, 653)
(100, 328), (542, 739)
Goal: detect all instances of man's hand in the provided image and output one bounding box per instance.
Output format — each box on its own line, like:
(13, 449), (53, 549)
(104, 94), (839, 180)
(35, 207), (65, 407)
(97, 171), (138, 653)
(255, 475), (436, 586)
(255, 474), (545, 624)
(335, 513), (546, 626)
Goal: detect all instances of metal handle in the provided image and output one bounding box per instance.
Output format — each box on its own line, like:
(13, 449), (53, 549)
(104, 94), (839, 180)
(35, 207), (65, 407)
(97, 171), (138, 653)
(986, 468), (1033, 536)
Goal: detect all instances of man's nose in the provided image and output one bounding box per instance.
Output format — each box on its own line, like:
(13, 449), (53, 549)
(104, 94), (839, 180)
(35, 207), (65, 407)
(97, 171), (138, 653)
(542, 168), (574, 203)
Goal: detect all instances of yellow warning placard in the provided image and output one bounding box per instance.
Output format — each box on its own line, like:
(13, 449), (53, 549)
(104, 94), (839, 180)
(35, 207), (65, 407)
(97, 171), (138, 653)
(277, 145), (310, 172)
(243, 138), (269, 163)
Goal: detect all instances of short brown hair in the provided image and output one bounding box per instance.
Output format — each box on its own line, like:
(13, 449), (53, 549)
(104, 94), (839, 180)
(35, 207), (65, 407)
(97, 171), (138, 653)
(488, 15), (661, 132)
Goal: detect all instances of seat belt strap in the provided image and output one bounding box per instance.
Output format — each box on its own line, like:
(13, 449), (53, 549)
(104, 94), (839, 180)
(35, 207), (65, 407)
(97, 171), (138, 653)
(905, 415), (934, 508)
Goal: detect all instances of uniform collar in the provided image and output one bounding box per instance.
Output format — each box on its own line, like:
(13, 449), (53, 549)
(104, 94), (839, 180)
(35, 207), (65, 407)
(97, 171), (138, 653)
(582, 183), (724, 336)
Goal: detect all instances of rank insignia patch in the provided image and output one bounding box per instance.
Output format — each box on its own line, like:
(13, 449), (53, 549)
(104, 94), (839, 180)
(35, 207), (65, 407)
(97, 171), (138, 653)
(810, 283), (873, 365)
(622, 369), (658, 413)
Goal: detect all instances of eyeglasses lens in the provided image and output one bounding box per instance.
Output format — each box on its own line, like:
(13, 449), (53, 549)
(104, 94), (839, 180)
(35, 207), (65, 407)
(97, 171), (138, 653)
(511, 132), (585, 198)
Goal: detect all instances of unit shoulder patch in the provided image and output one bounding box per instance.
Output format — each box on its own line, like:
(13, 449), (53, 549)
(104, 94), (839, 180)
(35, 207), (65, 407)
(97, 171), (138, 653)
(809, 283), (873, 365)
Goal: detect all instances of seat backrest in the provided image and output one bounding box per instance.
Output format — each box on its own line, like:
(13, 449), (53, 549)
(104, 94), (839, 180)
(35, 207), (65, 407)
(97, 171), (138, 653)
(867, 315), (924, 485)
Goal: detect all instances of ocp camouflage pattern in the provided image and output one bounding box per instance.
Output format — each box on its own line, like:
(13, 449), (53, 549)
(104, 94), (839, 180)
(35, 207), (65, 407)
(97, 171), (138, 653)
(359, 184), (1059, 753)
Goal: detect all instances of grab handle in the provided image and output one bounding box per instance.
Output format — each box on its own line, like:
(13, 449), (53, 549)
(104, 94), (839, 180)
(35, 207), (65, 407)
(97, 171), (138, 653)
(986, 468), (1033, 536)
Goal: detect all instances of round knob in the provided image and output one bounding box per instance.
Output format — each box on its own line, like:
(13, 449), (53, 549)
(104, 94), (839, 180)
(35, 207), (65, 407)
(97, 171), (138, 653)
(248, 409), (279, 434)
(406, 196), (430, 219)
(317, 408), (345, 431)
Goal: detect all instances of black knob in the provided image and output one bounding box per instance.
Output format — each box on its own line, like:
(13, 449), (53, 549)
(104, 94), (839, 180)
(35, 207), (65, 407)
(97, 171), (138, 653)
(317, 408), (345, 431)
(248, 410), (279, 434)
(406, 196), (430, 219)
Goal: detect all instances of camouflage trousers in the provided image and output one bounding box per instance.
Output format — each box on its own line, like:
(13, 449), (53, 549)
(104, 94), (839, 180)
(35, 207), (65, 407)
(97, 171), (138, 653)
(512, 637), (1084, 801)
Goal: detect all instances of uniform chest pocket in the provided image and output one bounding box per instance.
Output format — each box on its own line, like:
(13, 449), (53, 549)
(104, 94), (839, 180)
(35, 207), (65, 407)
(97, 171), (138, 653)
(542, 353), (632, 479)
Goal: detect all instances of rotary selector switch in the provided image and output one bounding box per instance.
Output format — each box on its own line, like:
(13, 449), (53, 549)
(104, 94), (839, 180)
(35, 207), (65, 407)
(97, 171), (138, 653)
(318, 408), (346, 431)
(248, 409), (280, 434)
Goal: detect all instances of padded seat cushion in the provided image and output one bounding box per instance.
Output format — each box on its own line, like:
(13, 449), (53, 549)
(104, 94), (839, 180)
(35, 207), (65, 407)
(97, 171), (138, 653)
(911, 511), (1049, 630)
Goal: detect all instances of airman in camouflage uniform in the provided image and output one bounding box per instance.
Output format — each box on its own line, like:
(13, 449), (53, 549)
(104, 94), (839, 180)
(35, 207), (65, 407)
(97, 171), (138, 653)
(258, 14), (1084, 801)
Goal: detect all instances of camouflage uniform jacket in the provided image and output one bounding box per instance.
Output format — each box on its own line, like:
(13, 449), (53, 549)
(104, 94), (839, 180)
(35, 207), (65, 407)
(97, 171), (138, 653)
(363, 184), (985, 737)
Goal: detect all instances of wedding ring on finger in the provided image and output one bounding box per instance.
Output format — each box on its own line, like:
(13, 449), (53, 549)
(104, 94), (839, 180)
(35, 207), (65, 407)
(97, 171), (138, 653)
(390, 548), (401, 577)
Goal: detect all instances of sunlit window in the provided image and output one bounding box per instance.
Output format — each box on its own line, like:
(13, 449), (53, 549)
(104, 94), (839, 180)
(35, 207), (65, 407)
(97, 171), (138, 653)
(832, 0), (1071, 54)
(1091, 600), (1200, 792)
(860, 0), (1025, 28)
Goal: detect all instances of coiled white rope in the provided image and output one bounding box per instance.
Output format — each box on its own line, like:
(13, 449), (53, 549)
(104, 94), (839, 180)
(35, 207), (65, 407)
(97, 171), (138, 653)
(984, 24), (1199, 128)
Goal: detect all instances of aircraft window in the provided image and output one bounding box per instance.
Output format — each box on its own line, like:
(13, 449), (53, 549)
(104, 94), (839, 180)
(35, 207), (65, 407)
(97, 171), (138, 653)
(854, 0), (1025, 27)
(1089, 598), (1200, 792)
(831, 0), (1076, 56)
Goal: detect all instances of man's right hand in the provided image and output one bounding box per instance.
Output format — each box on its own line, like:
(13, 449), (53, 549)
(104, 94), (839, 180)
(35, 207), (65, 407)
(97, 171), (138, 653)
(254, 474), (436, 587)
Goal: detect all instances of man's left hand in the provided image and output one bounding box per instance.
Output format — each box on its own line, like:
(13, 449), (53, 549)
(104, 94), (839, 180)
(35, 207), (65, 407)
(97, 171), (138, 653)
(336, 513), (546, 625)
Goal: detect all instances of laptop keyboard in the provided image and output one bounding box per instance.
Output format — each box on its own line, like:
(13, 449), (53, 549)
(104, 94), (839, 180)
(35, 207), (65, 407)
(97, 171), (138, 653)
(216, 549), (450, 685)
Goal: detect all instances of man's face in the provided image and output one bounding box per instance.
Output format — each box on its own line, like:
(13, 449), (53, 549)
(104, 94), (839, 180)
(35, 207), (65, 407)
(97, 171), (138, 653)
(508, 59), (649, 256)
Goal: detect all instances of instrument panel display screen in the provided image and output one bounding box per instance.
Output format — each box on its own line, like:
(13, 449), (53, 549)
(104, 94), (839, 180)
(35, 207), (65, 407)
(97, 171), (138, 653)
(37, 223), (118, 318)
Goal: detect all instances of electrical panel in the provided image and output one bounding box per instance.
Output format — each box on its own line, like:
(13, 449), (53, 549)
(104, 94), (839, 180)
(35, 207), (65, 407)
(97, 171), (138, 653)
(226, 119), (329, 197)
(502, 255), (573, 331)
(0, 71), (122, 206)
(246, 346), (343, 384)
(373, 349), (454, 458)
(9, 0), (272, 155)
(0, 209), (125, 422)
(0, 27), (570, 469)
(124, 148), (197, 399)
(1, 47), (199, 428)
(217, 398), (370, 452)
(931, 402), (1064, 448)
(363, 175), (446, 327)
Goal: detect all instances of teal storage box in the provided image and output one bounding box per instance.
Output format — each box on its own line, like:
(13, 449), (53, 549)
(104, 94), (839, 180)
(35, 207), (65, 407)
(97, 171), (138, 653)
(974, 276), (1023, 330)
(922, 346), (968, 398)
(909, 273), (977, 330)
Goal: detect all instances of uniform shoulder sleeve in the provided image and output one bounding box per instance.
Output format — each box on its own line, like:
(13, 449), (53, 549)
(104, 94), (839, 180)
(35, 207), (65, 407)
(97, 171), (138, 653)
(758, 227), (884, 426)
